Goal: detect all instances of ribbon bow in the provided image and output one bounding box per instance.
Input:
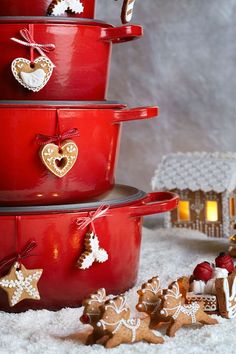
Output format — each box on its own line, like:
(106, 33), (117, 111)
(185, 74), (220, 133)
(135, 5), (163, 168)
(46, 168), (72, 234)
(77, 205), (110, 234)
(0, 240), (37, 275)
(11, 28), (55, 60)
(36, 128), (79, 146)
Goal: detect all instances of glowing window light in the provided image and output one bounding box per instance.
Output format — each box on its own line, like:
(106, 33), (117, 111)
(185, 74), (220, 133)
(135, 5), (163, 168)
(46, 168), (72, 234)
(206, 201), (218, 222)
(230, 198), (235, 218)
(178, 201), (190, 221)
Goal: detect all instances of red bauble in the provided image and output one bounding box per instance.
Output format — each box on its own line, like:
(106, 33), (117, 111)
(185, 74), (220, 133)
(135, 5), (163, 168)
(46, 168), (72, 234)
(193, 262), (213, 282)
(215, 252), (234, 273)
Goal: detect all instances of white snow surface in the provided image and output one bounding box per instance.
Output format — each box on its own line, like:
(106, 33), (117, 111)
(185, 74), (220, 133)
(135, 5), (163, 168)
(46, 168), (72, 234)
(0, 227), (235, 354)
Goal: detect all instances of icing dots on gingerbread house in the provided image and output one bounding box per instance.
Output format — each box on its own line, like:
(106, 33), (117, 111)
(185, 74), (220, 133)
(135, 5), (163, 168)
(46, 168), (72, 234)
(152, 152), (236, 239)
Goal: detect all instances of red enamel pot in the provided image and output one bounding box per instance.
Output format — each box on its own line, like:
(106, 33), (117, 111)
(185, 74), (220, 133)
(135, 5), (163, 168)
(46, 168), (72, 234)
(0, 18), (143, 100)
(0, 103), (158, 205)
(0, 0), (96, 18)
(0, 185), (179, 312)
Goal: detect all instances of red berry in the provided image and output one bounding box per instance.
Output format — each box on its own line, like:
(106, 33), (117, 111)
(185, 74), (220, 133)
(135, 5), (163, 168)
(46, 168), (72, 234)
(80, 314), (90, 324)
(215, 252), (234, 273)
(193, 262), (213, 282)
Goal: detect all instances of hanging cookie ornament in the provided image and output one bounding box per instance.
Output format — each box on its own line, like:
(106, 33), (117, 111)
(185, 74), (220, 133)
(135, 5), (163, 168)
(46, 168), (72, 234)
(77, 205), (109, 270)
(119, 0), (136, 24)
(0, 262), (43, 307)
(40, 140), (78, 178)
(47, 0), (84, 16)
(0, 217), (43, 307)
(11, 27), (55, 92)
(36, 117), (79, 178)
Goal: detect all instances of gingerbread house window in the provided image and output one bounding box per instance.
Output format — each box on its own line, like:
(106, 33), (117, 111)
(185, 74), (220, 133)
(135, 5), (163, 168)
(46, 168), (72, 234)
(178, 200), (190, 222)
(206, 201), (218, 222)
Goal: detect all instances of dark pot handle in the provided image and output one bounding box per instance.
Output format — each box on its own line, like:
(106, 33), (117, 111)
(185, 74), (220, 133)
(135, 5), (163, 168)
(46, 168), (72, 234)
(100, 25), (143, 43)
(128, 192), (179, 218)
(113, 106), (159, 123)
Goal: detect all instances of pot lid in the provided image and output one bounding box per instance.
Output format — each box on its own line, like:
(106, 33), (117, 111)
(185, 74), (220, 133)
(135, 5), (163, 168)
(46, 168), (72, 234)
(0, 17), (113, 27)
(0, 185), (147, 215)
(0, 100), (127, 109)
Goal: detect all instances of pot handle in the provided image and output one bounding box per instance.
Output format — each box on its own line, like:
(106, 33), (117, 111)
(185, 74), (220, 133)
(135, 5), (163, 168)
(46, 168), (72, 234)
(113, 106), (159, 123)
(128, 192), (179, 218)
(100, 25), (143, 43)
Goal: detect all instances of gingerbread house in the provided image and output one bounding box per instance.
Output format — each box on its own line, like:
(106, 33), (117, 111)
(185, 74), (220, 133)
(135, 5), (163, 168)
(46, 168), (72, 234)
(152, 152), (236, 238)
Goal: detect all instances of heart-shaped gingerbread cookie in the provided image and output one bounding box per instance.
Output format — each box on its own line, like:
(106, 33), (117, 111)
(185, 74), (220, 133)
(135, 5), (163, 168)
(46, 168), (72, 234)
(11, 56), (54, 92)
(40, 140), (78, 178)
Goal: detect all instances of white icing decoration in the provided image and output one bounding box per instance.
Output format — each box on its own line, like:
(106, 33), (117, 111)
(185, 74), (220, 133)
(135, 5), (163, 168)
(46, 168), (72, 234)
(191, 268), (229, 296)
(152, 152), (236, 194)
(139, 277), (162, 314)
(90, 288), (106, 304)
(190, 280), (206, 294)
(124, 0), (136, 22)
(50, 0), (84, 15)
(98, 297), (141, 343)
(115, 319), (140, 343)
(205, 278), (217, 295)
(222, 276), (236, 318)
(186, 293), (217, 312)
(84, 289), (107, 323)
(0, 262), (42, 307)
(162, 282), (200, 323)
(20, 69), (46, 89)
(213, 267), (229, 279)
(172, 302), (200, 323)
(78, 232), (108, 270)
(105, 296), (127, 314)
(11, 57), (54, 92)
(41, 141), (78, 178)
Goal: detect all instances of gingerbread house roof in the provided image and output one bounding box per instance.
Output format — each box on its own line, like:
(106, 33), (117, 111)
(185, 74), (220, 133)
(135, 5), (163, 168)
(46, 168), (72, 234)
(152, 152), (236, 193)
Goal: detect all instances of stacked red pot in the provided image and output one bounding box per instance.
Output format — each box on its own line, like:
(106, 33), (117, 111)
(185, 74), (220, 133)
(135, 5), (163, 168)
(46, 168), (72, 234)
(0, 1), (179, 312)
(0, 0), (96, 18)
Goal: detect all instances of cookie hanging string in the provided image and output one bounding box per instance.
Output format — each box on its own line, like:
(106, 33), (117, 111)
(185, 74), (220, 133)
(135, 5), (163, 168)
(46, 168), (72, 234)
(77, 205), (110, 234)
(29, 24), (34, 64)
(77, 205), (110, 270)
(11, 26), (56, 66)
(0, 216), (37, 275)
(35, 110), (79, 150)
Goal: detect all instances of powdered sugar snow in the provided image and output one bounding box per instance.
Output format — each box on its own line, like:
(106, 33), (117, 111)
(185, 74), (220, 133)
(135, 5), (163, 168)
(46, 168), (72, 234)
(0, 227), (234, 354)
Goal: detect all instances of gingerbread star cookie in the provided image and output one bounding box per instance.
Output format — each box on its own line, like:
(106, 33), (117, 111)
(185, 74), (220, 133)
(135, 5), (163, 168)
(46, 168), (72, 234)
(0, 262), (43, 307)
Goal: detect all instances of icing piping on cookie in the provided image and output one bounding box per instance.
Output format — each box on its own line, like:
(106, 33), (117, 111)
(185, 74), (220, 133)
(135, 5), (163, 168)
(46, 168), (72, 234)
(77, 232), (108, 270)
(222, 276), (236, 318)
(99, 318), (141, 343)
(161, 282), (200, 323)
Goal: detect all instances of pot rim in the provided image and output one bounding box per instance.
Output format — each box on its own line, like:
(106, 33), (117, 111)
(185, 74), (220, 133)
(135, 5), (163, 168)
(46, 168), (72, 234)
(0, 185), (146, 215)
(0, 16), (113, 27)
(0, 100), (127, 109)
